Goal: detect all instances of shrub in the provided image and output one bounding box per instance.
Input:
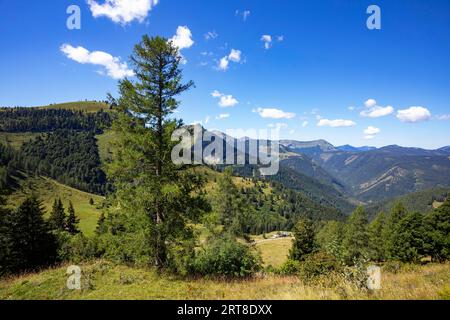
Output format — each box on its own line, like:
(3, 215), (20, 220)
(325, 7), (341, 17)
(299, 251), (342, 279)
(192, 235), (261, 278)
(278, 259), (302, 275)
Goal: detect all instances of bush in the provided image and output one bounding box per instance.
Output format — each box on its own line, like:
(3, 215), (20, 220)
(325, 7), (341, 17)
(299, 251), (342, 279)
(278, 259), (302, 275)
(192, 235), (261, 278)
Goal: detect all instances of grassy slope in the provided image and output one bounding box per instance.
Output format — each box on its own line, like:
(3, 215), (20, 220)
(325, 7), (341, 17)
(0, 132), (42, 150)
(6, 175), (104, 236)
(1, 261), (448, 300)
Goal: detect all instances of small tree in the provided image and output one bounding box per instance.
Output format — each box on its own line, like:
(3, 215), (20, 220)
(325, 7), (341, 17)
(342, 206), (369, 265)
(390, 211), (426, 262)
(65, 201), (80, 235)
(368, 212), (386, 262)
(424, 196), (450, 262)
(48, 198), (66, 231)
(383, 202), (408, 259)
(290, 218), (316, 261)
(8, 196), (57, 272)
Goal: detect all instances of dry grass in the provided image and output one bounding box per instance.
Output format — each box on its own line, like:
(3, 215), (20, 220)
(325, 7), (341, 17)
(1, 261), (448, 300)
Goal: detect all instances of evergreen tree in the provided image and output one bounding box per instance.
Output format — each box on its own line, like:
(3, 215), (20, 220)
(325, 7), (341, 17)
(316, 220), (345, 261)
(390, 211), (426, 262)
(106, 35), (208, 269)
(342, 206), (369, 265)
(424, 197), (450, 262)
(0, 199), (13, 275)
(214, 167), (240, 229)
(65, 201), (80, 235)
(7, 196), (57, 272)
(48, 198), (66, 231)
(368, 212), (386, 262)
(289, 218), (316, 261)
(383, 202), (408, 259)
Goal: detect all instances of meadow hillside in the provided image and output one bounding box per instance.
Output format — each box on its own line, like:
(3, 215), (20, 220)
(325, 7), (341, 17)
(0, 261), (448, 300)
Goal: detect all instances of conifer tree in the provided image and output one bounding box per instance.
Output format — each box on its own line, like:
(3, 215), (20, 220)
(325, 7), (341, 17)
(383, 202), (408, 259)
(390, 211), (426, 262)
(290, 218), (316, 261)
(424, 196), (450, 262)
(107, 35), (208, 269)
(48, 198), (66, 231)
(342, 206), (369, 265)
(368, 211), (386, 262)
(8, 196), (57, 272)
(65, 201), (80, 235)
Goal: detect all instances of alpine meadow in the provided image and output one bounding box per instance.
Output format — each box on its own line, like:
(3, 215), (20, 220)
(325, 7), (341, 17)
(0, 0), (449, 305)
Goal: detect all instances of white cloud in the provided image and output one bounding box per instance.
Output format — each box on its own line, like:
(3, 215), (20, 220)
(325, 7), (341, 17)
(228, 49), (241, 62)
(60, 44), (134, 79)
(204, 31), (218, 41)
(436, 114), (450, 121)
(268, 123), (288, 131)
(217, 49), (242, 71)
(302, 121), (309, 128)
(87, 0), (158, 25)
(360, 99), (394, 118)
(397, 106), (432, 123)
(348, 106), (355, 111)
(261, 35), (272, 50)
(170, 26), (194, 50)
(254, 108), (296, 119)
(277, 35), (284, 42)
(236, 10), (251, 21)
(364, 126), (380, 139)
(216, 113), (230, 120)
(211, 90), (239, 108)
(317, 119), (356, 128)
(364, 99), (377, 108)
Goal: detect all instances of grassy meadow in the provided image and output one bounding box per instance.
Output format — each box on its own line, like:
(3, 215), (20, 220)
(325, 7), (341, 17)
(0, 261), (448, 300)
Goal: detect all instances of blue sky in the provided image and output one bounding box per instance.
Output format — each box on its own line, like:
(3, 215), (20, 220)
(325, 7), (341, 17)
(1, 0), (449, 149)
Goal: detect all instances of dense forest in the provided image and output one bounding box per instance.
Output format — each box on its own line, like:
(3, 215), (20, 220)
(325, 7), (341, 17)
(0, 108), (111, 133)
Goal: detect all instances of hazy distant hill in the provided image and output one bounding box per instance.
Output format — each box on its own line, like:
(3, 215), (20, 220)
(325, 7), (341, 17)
(336, 145), (377, 152)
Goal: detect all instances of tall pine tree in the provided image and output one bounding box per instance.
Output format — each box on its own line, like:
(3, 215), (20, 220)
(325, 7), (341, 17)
(66, 201), (80, 235)
(289, 218), (316, 261)
(48, 198), (66, 231)
(107, 35), (208, 269)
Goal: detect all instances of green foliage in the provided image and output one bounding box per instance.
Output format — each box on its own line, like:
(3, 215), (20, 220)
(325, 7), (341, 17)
(192, 235), (261, 278)
(0, 108), (110, 133)
(316, 220), (345, 261)
(298, 251), (342, 279)
(368, 212), (386, 262)
(48, 198), (66, 231)
(342, 206), (369, 265)
(278, 259), (302, 275)
(390, 211), (426, 262)
(289, 218), (316, 261)
(66, 201), (80, 235)
(424, 196), (450, 262)
(106, 35), (208, 270)
(0, 196), (58, 275)
(17, 130), (108, 194)
(383, 202), (408, 259)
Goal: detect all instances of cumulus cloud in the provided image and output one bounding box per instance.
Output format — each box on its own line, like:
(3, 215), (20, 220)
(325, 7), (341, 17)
(170, 26), (194, 50)
(87, 0), (158, 25)
(254, 108), (296, 119)
(360, 99), (394, 118)
(302, 121), (309, 128)
(317, 119), (356, 128)
(211, 90), (239, 108)
(60, 44), (134, 79)
(397, 106), (432, 123)
(217, 49), (242, 71)
(364, 126), (381, 139)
